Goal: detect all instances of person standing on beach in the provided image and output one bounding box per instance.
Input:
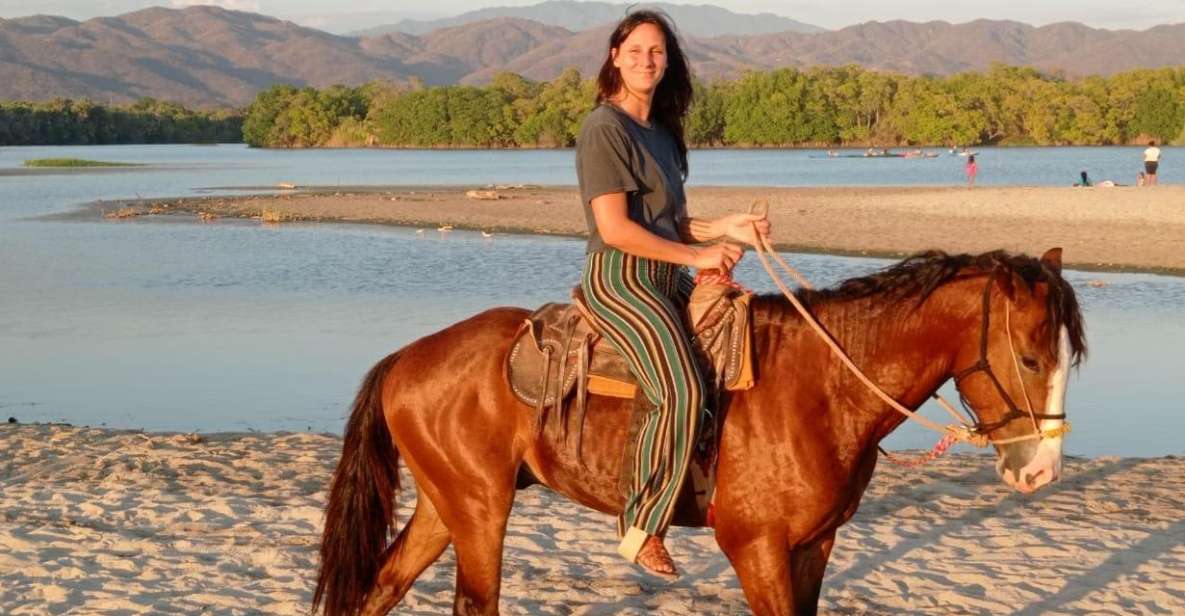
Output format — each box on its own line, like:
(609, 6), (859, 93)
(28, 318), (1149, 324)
(575, 10), (769, 578)
(1144, 141), (1161, 186)
(965, 154), (978, 189)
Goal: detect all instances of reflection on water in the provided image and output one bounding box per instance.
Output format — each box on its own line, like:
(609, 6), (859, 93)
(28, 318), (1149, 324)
(0, 216), (1182, 457)
(0, 144), (1182, 457)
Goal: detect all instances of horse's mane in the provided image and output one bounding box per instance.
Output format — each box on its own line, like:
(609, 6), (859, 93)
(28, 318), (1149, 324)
(752, 250), (1087, 365)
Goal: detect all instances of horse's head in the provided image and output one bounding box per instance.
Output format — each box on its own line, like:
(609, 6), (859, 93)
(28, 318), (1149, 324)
(951, 248), (1087, 494)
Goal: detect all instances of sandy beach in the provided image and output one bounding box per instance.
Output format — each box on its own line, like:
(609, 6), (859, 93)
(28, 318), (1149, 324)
(1, 424), (1182, 614)
(77, 184), (1185, 275)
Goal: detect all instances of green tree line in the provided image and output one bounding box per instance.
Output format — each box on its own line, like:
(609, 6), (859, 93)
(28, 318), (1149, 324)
(0, 98), (242, 145)
(4, 64), (1182, 148)
(243, 64), (1185, 149)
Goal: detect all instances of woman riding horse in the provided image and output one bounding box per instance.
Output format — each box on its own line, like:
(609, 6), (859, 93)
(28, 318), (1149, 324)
(575, 10), (769, 576)
(313, 246), (1085, 616)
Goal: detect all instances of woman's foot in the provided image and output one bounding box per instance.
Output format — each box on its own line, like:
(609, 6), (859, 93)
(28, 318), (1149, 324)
(635, 535), (678, 578)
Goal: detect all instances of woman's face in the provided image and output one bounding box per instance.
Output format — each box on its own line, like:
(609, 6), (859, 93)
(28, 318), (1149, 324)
(611, 22), (668, 96)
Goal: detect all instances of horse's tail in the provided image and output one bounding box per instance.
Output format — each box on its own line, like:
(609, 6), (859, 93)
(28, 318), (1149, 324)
(313, 351), (403, 616)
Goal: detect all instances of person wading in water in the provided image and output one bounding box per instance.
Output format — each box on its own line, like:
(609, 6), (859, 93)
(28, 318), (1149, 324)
(575, 10), (771, 577)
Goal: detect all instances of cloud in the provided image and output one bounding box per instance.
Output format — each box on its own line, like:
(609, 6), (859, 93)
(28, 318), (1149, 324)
(168, 0), (262, 12)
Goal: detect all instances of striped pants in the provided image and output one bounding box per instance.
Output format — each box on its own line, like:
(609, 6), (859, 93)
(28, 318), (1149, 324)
(580, 248), (704, 561)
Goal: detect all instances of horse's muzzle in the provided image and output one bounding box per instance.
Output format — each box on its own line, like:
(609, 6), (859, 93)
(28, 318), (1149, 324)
(997, 437), (1063, 493)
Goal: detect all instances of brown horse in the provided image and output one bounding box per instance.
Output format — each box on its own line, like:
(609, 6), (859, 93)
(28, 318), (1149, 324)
(313, 248), (1086, 616)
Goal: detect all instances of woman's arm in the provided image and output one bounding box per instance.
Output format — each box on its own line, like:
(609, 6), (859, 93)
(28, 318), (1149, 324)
(593, 193), (699, 265)
(678, 217), (722, 244)
(591, 193), (743, 270)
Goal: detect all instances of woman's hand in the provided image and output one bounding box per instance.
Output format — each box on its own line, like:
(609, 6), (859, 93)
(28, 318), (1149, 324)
(691, 242), (744, 271)
(716, 213), (771, 248)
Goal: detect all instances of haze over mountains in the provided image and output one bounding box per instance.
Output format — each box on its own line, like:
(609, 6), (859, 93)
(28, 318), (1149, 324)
(355, 1), (823, 37)
(1, 3), (1182, 108)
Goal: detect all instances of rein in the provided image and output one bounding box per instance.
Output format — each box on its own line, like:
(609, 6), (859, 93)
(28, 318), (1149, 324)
(742, 203), (1069, 451)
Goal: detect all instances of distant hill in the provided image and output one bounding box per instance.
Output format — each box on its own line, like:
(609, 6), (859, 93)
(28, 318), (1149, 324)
(454, 17), (1185, 85)
(293, 10), (438, 35)
(355, 1), (824, 38)
(2, 6), (1183, 108)
(361, 18), (574, 85)
(714, 19), (1185, 77)
(0, 7), (417, 107)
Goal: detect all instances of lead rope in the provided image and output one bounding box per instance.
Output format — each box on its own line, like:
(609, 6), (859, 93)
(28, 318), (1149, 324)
(742, 201), (1058, 455)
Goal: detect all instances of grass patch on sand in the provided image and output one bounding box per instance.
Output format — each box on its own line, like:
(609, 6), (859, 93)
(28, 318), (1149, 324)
(24, 158), (145, 168)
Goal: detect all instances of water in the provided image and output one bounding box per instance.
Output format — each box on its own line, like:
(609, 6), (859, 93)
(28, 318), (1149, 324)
(1, 144), (1177, 192)
(1, 145), (1182, 457)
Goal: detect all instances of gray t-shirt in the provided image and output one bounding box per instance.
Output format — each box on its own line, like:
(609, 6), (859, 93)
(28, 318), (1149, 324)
(575, 104), (687, 253)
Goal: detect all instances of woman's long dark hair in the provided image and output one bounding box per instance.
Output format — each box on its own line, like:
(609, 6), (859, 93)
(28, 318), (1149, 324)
(596, 10), (693, 178)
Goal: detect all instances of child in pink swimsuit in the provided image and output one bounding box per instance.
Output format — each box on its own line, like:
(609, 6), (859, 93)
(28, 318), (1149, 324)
(965, 154), (978, 189)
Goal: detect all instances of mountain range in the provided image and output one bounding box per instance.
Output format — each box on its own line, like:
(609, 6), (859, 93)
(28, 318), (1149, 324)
(355, 1), (823, 37)
(1, 4), (1182, 108)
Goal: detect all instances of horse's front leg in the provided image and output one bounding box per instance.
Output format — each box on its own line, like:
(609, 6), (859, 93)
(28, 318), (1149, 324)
(717, 528), (793, 615)
(789, 530), (836, 616)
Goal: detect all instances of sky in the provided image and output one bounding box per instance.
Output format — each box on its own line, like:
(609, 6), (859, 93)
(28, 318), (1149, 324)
(1, 0), (1182, 31)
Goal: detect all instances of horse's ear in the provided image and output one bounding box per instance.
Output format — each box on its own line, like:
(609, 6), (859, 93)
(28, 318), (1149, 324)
(1040, 247), (1063, 276)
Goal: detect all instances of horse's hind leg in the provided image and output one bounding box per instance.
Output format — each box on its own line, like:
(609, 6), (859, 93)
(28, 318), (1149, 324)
(444, 478), (516, 615)
(392, 408), (520, 615)
(360, 492), (451, 616)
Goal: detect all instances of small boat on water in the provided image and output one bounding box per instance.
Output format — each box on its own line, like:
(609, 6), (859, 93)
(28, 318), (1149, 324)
(814, 150), (939, 160)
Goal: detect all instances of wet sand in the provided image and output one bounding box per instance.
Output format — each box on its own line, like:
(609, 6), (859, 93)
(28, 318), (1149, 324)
(72, 184), (1185, 275)
(2, 424), (1182, 614)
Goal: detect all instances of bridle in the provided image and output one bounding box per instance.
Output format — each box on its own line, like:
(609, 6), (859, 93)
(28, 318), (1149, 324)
(951, 274), (1068, 439)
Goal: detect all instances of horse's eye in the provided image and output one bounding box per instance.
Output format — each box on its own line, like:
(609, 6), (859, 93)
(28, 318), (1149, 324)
(1021, 356), (1041, 372)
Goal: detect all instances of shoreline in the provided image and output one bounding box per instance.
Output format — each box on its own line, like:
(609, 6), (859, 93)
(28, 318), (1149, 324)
(54, 183), (1185, 276)
(2, 423), (1182, 613)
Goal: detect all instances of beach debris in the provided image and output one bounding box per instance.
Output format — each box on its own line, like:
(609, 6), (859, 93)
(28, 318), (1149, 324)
(103, 207), (140, 219)
(438, 224), (454, 232)
(198, 211), (218, 222)
(147, 204), (166, 214)
(466, 190), (501, 200)
(276, 182), (297, 190)
(490, 183), (538, 190)
(260, 208), (287, 223)
(171, 433), (205, 444)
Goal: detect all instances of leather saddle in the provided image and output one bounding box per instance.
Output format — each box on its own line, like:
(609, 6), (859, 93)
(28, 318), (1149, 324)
(506, 282), (755, 418)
